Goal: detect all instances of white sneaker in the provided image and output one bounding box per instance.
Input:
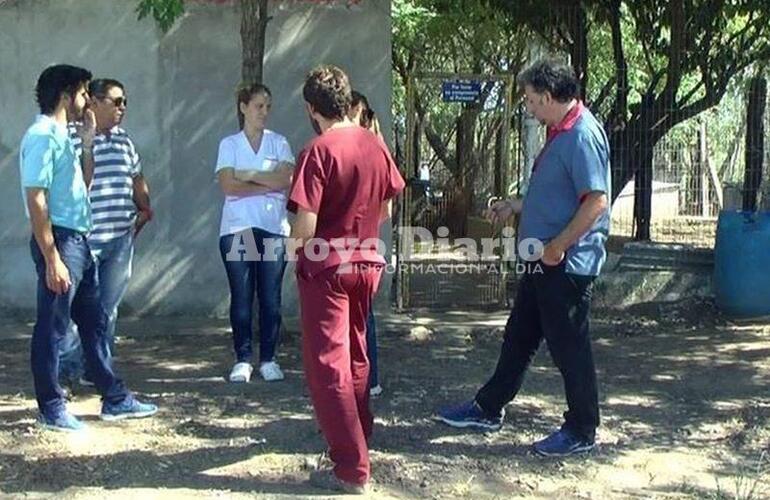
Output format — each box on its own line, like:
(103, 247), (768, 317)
(259, 361), (284, 381)
(370, 385), (383, 397)
(228, 362), (253, 383)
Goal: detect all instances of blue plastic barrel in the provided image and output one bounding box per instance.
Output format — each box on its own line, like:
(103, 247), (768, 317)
(714, 210), (770, 318)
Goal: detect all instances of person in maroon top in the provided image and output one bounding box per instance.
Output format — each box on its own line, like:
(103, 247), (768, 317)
(288, 65), (405, 494)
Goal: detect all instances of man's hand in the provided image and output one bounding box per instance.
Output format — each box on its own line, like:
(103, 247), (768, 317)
(46, 255), (71, 295)
(541, 240), (566, 266)
(540, 191), (608, 267)
(134, 209), (153, 237)
(75, 109), (97, 148)
(484, 197), (522, 225)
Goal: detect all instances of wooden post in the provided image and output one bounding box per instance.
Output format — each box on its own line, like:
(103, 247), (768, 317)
(698, 122), (710, 217)
(499, 74), (514, 197)
(701, 121), (723, 212)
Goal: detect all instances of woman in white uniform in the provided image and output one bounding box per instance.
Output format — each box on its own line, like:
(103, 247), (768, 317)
(215, 83), (294, 383)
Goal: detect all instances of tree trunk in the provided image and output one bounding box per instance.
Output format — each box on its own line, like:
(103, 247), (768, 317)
(445, 108), (480, 237)
(414, 116), (423, 178)
(394, 119), (404, 168)
(567, 3), (588, 101)
(240, 0), (270, 84)
(494, 127), (503, 197)
(632, 144), (654, 240)
(609, 96), (668, 242)
(743, 76), (766, 212)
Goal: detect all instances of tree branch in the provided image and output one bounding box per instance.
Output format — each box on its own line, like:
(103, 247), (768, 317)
(592, 75), (617, 115)
(677, 80), (705, 108)
(674, 92), (721, 126)
(609, 0), (628, 127)
(415, 96), (458, 173)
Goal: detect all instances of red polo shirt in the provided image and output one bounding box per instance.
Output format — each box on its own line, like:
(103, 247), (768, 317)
(533, 100), (584, 173)
(546, 100), (584, 141)
(288, 126), (405, 277)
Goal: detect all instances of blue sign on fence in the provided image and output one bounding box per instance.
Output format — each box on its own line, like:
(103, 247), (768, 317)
(442, 81), (482, 103)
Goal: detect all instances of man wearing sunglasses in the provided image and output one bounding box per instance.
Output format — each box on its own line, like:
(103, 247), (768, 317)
(59, 79), (152, 386)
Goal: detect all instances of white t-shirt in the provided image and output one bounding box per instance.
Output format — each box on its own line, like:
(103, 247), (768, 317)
(215, 130), (295, 237)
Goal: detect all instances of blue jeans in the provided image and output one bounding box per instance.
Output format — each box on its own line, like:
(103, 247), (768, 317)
(30, 227), (129, 417)
(366, 309), (379, 387)
(59, 231), (134, 380)
(219, 228), (287, 363)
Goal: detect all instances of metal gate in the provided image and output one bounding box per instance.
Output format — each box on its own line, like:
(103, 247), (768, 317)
(395, 72), (519, 310)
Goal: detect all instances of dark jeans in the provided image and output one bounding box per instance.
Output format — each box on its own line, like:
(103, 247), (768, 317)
(475, 263), (599, 441)
(219, 228), (287, 363)
(30, 227), (129, 418)
(366, 309), (378, 387)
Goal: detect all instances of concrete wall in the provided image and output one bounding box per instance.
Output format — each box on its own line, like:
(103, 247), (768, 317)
(0, 0), (393, 316)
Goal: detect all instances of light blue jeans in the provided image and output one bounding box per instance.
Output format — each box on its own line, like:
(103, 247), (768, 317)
(59, 231), (134, 381)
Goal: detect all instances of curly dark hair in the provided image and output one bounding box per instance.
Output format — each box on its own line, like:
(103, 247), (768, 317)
(35, 64), (92, 114)
(517, 58), (580, 103)
(302, 65), (352, 120)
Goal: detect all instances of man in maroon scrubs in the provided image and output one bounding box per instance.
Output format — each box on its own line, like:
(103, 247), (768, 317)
(288, 65), (405, 494)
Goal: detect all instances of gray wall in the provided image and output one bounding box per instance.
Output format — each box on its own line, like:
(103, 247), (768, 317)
(0, 0), (394, 317)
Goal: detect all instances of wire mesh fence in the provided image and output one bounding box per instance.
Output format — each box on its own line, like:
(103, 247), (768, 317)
(393, 4), (770, 309)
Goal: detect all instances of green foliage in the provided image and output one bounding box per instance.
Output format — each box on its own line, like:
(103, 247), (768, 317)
(486, 0), (770, 205)
(392, 0), (529, 191)
(393, 0), (526, 76)
(136, 0), (185, 32)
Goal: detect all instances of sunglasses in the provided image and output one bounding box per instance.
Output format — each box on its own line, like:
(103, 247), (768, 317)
(98, 96), (128, 108)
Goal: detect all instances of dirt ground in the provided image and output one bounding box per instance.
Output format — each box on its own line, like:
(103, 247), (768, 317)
(1, 298), (769, 499)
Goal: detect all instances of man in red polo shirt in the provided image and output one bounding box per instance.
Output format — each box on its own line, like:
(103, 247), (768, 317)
(288, 65), (404, 494)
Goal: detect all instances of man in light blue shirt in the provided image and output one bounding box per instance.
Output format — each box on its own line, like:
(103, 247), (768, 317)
(20, 64), (157, 431)
(19, 116), (91, 233)
(438, 59), (611, 457)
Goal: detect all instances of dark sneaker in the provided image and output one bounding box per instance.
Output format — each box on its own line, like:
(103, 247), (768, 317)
(38, 411), (86, 432)
(100, 396), (158, 421)
(437, 400), (503, 431)
(533, 428), (595, 457)
(309, 468), (369, 495)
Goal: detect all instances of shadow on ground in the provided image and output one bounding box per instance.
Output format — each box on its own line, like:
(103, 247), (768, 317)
(1, 298), (768, 498)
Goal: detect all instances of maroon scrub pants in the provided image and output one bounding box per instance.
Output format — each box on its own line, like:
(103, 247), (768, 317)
(298, 263), (382, 485)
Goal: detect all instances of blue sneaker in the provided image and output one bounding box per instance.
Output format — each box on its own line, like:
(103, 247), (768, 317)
(38, 411), (86, 432)
(100, 396), (158, 421)
(533, 428), (595, 457)
(437, 400), (503, 431)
